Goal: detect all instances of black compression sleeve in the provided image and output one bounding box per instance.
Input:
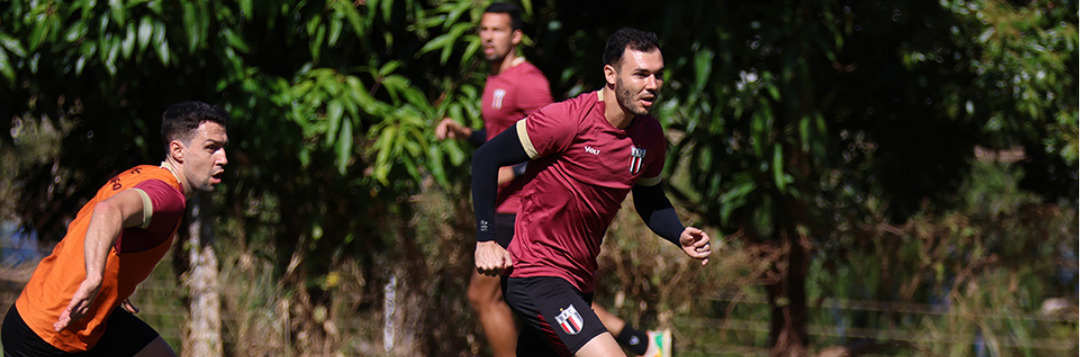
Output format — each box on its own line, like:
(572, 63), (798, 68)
(472, 128), (530, 242)
(468, 128), (488, 148)
(511, 162), (528, 178)
(632, 183), (685, 246)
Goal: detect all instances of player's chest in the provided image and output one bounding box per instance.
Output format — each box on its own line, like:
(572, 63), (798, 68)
(561, 129), (655, 186)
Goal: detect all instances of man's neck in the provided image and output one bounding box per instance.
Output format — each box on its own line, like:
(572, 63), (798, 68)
(490, 52), (524, 76)
(160, 159), (192, 198)
(601, 86), (634, 130)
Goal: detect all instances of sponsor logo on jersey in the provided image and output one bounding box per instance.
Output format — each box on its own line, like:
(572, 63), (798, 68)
(555, 304), (584, 335)
(585, 146), (601, 155)
(493, 89), (506, 109)
(629, 146), (647, 175)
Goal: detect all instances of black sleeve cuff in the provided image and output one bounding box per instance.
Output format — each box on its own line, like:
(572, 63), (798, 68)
(468, 128), (488, 148)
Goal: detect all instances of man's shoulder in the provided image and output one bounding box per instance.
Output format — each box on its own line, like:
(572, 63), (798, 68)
(116, 165), (182, 191)
(539, 91), (597, 116)
(509, 61), (549, 82)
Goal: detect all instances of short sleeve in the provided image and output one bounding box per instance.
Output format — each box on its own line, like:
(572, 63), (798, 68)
(133, 179), (185, 229)
(517, 101), (580, 159)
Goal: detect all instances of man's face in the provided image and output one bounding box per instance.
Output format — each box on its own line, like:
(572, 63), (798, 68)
(478, 12), (519, 62)
(180, 121), (228, 192)
(612, 47), (665, 117)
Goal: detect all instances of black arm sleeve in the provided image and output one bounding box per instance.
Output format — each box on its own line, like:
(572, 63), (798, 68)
(632, 183), (685, 246)
(472, 128), (530, 242)
(467, 128), (488, 148)
(511, 162), (528, 178)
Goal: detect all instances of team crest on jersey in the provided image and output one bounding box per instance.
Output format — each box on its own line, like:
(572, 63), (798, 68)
(493, 89), (506, 109)
(629, 146), (647, 175)
(555, 304), (584, 335)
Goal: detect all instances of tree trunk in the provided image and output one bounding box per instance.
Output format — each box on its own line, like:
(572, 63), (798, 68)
(183, 193), (223, 357)
(767, 225), (810, 357)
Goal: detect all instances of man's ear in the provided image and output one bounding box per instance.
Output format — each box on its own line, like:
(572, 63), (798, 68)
(168, 140), (185, 162)
(604, 64), (618, 87)
(511, 29), (523, 46)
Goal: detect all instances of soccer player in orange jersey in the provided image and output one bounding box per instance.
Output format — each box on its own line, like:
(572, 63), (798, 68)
(2, 101), (229, 357)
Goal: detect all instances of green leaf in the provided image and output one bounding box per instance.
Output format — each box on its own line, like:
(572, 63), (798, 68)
(0, 34), (27, 58)
(105, 35), (120, 75)
(336, 118), (353, 174)
(772, 143), (786, 192)
(0, 48), (15, 84)
(402, 87), (428, 108)
(156, 38), (170, 66)
(328, 17), (343, 47)
(767, 84), (781, 101)
(373, 125), (397, 183)
(29, 17), (49, 51)
(379, 61), (402, 77)
(326, 100), (344, 147)
(222, 28), (250, 53)
(63, 21), (88, 44)
(121, 22), (136, 59)
(109, 0), (126, 26)
(694, 48), (713, 92)
(183, 1), (200, 52)
(137, 16), (153, 51)
(418, 33), (453, 59)
(239, 0), (253, 20)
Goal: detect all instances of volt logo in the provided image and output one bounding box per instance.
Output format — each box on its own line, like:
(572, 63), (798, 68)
(584, 146), (600, 155)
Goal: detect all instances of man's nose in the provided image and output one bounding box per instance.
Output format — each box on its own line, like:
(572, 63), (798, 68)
(645, 75), (660, 90)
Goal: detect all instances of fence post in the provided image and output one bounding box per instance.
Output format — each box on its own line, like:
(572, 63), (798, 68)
(183, 192), (223, 357)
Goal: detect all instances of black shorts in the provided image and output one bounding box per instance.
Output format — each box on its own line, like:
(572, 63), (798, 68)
(2, 304), (161, 357)
(504, 276), (606, 357)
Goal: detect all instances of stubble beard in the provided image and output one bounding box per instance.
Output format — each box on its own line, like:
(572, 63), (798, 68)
(616, 76), (653, 117)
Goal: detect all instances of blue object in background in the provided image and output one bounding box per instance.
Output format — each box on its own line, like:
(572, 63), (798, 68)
(1, 220), (41, 266)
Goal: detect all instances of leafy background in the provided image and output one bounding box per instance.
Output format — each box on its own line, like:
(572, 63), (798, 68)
(0, 0), (1076, 356)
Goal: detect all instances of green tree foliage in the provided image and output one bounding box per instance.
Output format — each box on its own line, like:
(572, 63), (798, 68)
(1, 0), (1074, 355)
(0, 0), (493, 353)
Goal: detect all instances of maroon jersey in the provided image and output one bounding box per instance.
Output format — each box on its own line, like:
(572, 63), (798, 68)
(482, 59), (552, 214)
(508, 90), (666, 293)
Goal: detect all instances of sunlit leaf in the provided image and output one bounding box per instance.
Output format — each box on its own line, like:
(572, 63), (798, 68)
(0, 48), (15, 84)
(137, 16), (153, 51)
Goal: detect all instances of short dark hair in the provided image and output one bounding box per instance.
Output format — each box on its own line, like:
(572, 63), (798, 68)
(603, 27), (661, 67)
(485, 2), (523, 31)
(160, 101), (228, 151)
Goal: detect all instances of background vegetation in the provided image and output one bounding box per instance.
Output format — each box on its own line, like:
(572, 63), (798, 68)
(0, 0), (1076, 356)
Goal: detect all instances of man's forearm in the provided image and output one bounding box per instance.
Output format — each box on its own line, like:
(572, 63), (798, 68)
(632, 183), (685, 246)
(471, 128), (530, 242)
(82, 201), (126, 280)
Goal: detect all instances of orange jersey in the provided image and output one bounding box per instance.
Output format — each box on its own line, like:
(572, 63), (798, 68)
(15, 165), (186, 352)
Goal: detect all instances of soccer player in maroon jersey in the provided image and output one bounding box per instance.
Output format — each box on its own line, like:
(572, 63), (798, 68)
(470, 27), (712, 356)
(435, 3), (550, 356)
(438, 4), (667, 357)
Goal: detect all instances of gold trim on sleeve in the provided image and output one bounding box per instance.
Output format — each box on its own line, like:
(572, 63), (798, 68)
(517, 119), (539, 159)
(132, 188), (154, 229)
